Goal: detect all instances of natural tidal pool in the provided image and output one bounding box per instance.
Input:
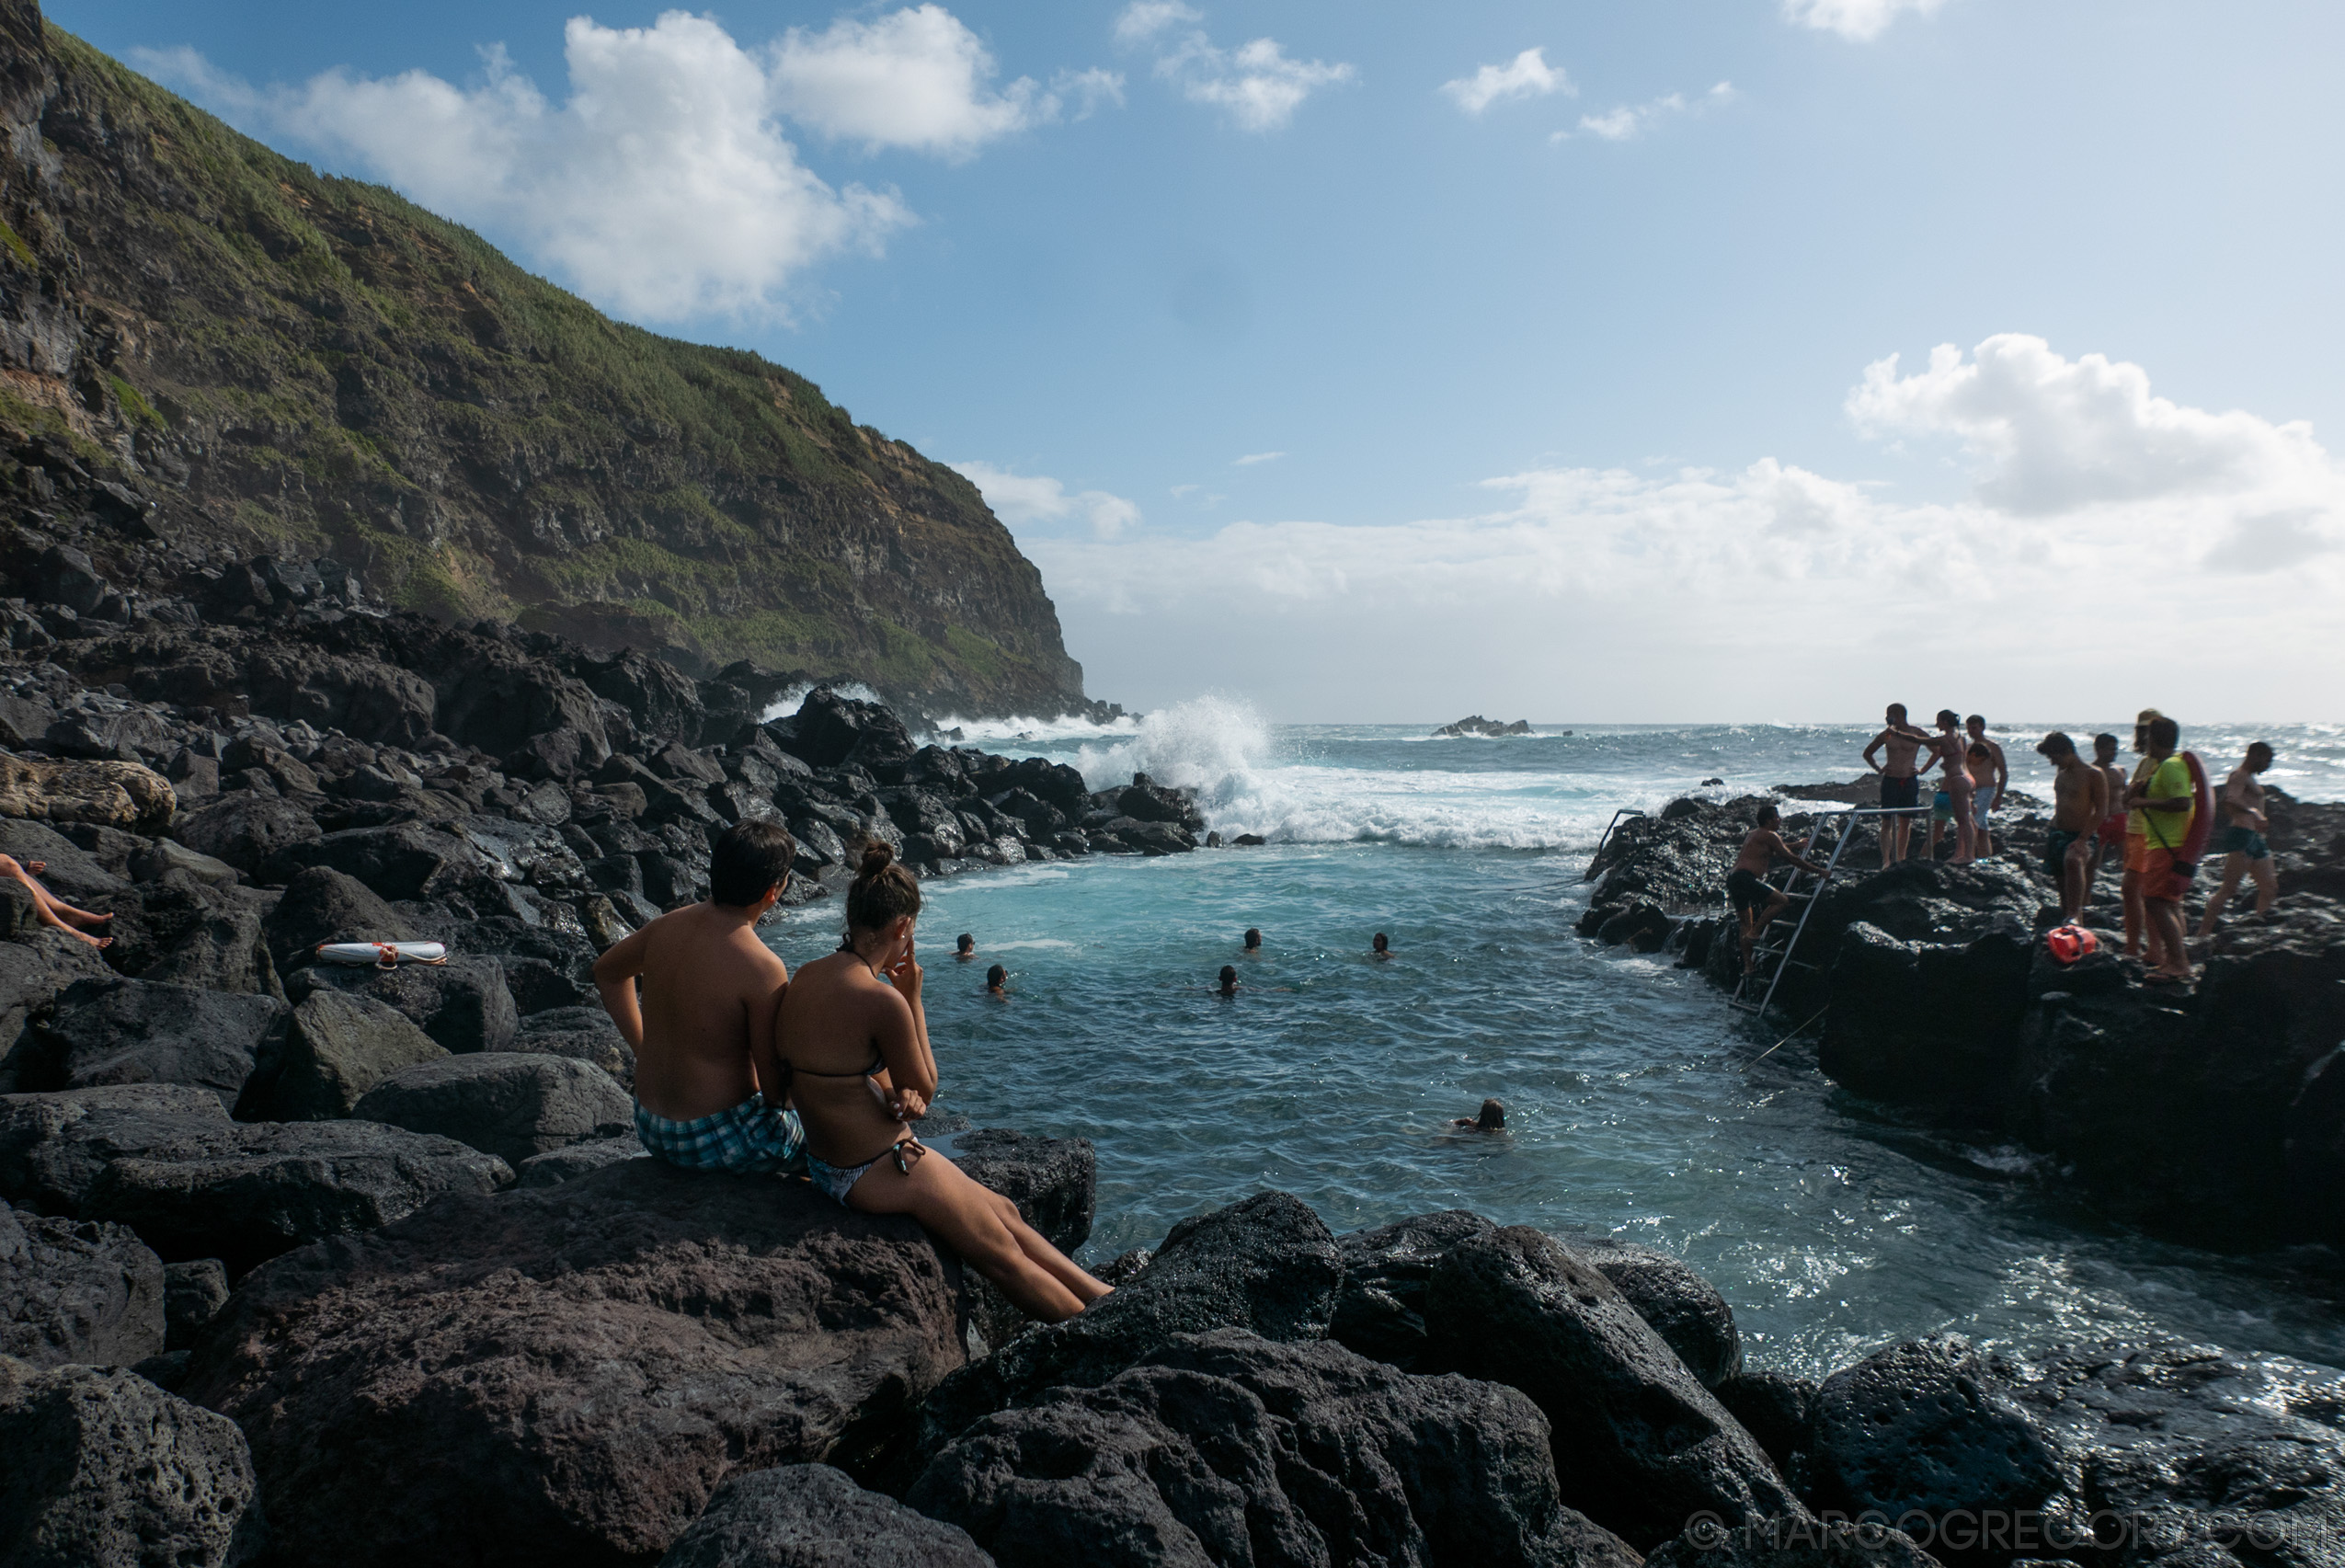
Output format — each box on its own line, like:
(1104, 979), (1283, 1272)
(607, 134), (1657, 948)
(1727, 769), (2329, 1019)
(762, 712), (2345, 1378)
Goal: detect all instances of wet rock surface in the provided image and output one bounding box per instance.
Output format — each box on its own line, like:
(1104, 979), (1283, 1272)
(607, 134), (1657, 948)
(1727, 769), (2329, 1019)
(1587, 789), (2345, 1252)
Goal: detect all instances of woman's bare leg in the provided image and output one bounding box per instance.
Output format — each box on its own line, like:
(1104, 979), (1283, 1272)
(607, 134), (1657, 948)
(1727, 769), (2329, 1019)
(847, 1148), (1100, 1322)
(0, 856), (113, 947)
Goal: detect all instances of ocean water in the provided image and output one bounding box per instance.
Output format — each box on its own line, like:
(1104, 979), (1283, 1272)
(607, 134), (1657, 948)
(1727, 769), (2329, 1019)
(761, 704), (2345, 1379)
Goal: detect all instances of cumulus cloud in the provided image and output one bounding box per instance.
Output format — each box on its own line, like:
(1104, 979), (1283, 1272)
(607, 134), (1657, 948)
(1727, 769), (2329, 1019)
(954, 461), (1142, 539)
(1033, 337), (2345, 716)
(1113, 2), (1353, 132)
(137, 6), (1107, 322)
(769, 5), (1057, 158)
(1781, 0), (1950, 43)
(1442, 48), (1572, 115)
(1567, 82), (1734, 143)
(1848, 334), (2342, 520)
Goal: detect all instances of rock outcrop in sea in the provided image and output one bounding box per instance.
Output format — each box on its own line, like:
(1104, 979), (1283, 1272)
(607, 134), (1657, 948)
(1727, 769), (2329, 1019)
(1580, 789), (2345, 1253)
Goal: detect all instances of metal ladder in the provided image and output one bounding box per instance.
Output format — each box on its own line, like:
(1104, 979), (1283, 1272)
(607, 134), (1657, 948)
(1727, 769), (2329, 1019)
(1728, 807), (1862, 1022)
(1584, 807), (1645, 881)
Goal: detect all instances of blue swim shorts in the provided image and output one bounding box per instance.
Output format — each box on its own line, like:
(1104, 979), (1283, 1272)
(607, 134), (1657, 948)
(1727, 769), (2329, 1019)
(634, 1095), (804, 1174)
(2221, 825), (2271, 861)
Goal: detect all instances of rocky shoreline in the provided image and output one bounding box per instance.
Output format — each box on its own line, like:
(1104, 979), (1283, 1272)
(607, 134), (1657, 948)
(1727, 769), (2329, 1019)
(3, 478), (2340, 1567)
(1579, 786), (2345, 1253)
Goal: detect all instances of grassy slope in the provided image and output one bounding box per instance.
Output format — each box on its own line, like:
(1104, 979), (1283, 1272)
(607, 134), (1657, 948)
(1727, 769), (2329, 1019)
(0, 18), (1082, 710)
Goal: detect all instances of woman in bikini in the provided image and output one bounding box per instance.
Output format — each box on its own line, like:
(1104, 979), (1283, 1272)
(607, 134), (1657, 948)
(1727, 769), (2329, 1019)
(769, 844), (1110, 1323)
(1929, 710), (1976, 864)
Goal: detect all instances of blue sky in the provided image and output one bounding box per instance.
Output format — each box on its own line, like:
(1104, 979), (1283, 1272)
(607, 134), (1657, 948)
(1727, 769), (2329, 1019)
(53, 0), (2345, 721)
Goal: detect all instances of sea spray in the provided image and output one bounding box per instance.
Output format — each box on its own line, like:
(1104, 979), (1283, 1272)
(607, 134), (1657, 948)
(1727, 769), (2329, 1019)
(761, 681), (887, 723)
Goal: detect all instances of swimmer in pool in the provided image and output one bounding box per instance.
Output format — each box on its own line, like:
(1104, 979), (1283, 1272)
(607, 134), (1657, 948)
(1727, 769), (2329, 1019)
(1451, 1098), (1506, 1132)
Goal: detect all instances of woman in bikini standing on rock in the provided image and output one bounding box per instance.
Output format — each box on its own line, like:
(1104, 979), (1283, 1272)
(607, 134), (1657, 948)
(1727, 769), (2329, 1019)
(1929, 709), (1977, 864)
(770, 844), (1112, 1323)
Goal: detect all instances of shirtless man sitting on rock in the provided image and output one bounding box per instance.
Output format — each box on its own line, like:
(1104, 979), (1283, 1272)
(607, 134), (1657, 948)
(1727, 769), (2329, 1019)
(1860, 703), (1931, 866)
(593, 820), (806, 1174)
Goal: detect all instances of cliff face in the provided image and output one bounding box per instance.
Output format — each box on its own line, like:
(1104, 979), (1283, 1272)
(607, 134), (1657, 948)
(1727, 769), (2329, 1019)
(0, 2), (1088, 716)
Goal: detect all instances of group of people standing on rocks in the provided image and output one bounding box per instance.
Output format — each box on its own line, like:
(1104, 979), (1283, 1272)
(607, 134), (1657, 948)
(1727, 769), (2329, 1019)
(2037, 710), (2277, 983)
(1860, 705), (2011, 866)
(1862, 705), (2280, 984)
(1728, 705), (2282, 986)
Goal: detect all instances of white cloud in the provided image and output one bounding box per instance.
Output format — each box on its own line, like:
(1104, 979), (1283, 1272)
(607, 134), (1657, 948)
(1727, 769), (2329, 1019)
(1782, 0), (1949, 43)
(1847, 334), (2341, 520)
(1055, 67), (1128, 119)
(953, 461), (1142, 539)
(1234, 451), (1286, 466)
(1113, 3), (1354, 132)
(1567, 82), (1734, 143)
(1442, 48), (1572, 115)
(769, 6), (1053, 159)
(136, 6), (1115, 323)
(1033, 336), (2345, 717)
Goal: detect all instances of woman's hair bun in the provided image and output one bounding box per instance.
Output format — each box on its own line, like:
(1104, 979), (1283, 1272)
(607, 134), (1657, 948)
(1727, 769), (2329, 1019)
(855, 841), (897, 878)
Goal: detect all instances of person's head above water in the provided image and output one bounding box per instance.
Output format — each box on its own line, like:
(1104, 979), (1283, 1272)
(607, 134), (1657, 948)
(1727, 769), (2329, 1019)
(842, 842), (921, 948)
(709, 820), (797, 912)
(985, 963), (1007, 990)
(1218, 964), (1239, 993)
(1371, 932), (1390, 954)
(955, 933), (975, 956)
(1242, 928), (1262, 951)
(1454, 1097), (1506, 1131)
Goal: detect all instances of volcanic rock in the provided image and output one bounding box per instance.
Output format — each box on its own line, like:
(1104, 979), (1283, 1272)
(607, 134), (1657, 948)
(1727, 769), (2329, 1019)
(34, 977), (288, 1111)
(352, 1051), (633, 1168)
(660, 1464), (995, 1568)
(912, 1190), (1344, 1464)
(169, 791), (321, 878)
(1329, 1208), (1496, 1371)
(909, 1328), (1640, 1568)
(1574, 1237), (1743, 1389)
(180, 1157), (968, 1568)
(515, 1134), (644, 1187)
(1424, 1224), (1802, 1551)
(292, 954), (520, 1054)
(0, 1356), (260, 1568)
(1807, 1337), (2061, 1534)
(0, 1198), (165, 1368)
(164, 1259), (229, 1354)
(235, 989), (450, 1121)
(0, 750), (175, 830)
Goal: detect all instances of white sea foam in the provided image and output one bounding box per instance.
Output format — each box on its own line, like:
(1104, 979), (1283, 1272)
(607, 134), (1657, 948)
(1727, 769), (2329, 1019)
(760, 681), (886, 722)
(923, 711), (1142, 747)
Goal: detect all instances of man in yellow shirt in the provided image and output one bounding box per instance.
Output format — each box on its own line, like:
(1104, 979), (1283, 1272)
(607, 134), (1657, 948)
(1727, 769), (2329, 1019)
(2124, 715), (2195, 982)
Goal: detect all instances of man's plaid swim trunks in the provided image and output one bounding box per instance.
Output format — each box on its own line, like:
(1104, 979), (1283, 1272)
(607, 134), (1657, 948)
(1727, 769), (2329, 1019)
(634, 1094), (804, 1173)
